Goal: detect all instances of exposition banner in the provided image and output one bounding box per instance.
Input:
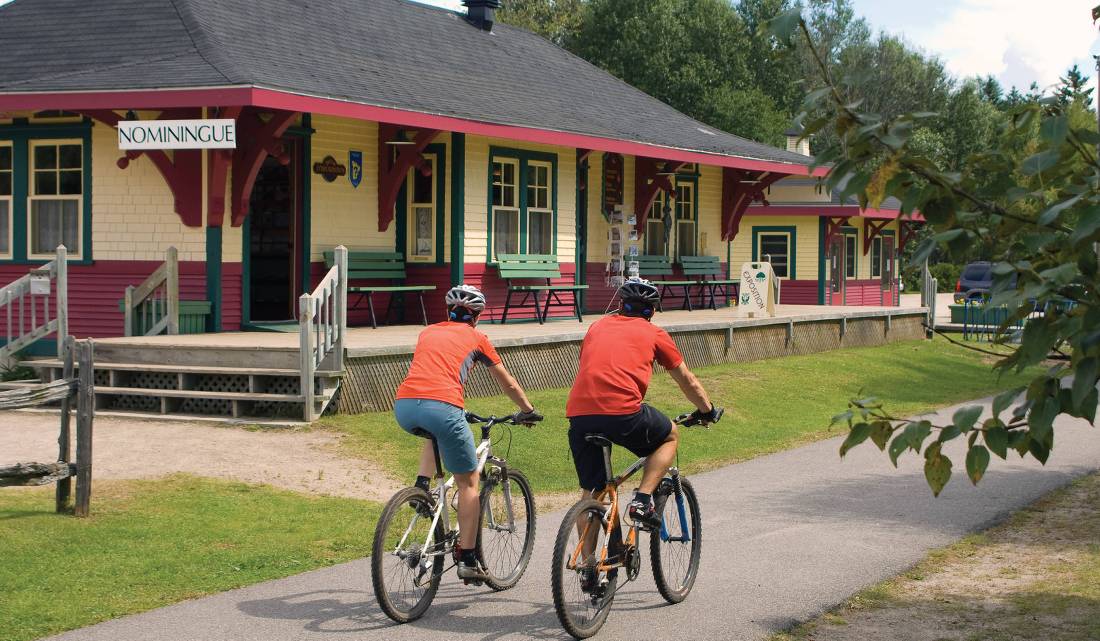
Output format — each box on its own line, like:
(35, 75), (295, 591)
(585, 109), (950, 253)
(735, 261), (777, 318)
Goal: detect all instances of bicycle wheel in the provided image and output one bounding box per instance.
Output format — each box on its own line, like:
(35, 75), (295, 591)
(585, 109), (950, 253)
(371, 487), (446, 623)
(649, 476), (702, 604)
(551, 498), (618, 639)
(477, 466), (536, 591)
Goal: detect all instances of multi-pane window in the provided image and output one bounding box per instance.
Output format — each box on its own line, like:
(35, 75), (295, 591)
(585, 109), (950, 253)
(29, 141), (81, 258)
(645, 197), (666, 256)
(757, 232), (791, 279)
(870, 236), (882, 278)
(408, 156), (436, 262)
(527, 161), (552, 254)
(492, 159), (520, 259)
(844, 233), (857, 279)
(0, 143), (11, 258)
(675, 182), (695, 259)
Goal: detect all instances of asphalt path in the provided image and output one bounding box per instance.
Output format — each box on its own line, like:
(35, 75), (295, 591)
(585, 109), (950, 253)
(47, 398), (1099, 641)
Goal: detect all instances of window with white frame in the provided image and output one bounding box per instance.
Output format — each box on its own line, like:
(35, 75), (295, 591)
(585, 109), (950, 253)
(675, 182), (695, 259)
(757, 232), (791, 278)
(407, 156), (436, 262)
(29, 140), (81, 258)
(870, 236), (882, 278)
(645, 197), (666, 256)
(492, 158), (520, 259)
(526, 161), (552, 255)
(0, 143), (11, 258)
(844, 232), (857, 279)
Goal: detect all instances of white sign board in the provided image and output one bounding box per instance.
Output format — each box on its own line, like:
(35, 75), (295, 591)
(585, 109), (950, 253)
(118, 119), (236, 150)
(735, 261), (777, 318)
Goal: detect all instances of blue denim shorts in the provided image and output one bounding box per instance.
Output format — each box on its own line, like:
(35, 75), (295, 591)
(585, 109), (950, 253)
(394, 398), (478, 474)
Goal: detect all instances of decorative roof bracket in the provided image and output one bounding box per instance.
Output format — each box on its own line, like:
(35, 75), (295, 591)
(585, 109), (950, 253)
(634, 157), (686, 233)
(862, 218), (891, 255)
(720, 168), (782, 242)
(378, 124), (441, 232)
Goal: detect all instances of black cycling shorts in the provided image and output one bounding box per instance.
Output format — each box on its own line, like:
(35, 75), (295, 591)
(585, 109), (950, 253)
(568, 404), (674, 491)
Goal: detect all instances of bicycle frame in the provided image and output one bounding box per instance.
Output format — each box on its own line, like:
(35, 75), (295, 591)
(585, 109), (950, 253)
(390, 421), (518, 565)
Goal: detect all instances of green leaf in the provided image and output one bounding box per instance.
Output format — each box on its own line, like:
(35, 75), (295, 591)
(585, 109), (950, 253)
(1039, 114), (1068, 146)
(952, 405), (984, 432)
(764, 9), (801, 43)
(924, 449), (953, 497)
(1072, 357), (1098, 412)
(840, 422), (872, 457)
(1021, 149), (1060, 175)
(1028, 397), (1059, 443)
(992, 387), (1024, 417)
(1028, 437), (1051, 464)
(938, 423), (962, 443)
(985, 424), (1009, 459)
(888, 433), (908, 467)
(1037, 194), (1081, 226)
(904, 420), (933, 452)
(965, 445), (990, 485)
(831, 410), (854, 426)
(869, 421), (893, 451)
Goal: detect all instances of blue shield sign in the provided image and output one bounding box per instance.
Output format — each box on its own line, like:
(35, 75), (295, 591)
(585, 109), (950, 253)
(349, 150), (363, 188)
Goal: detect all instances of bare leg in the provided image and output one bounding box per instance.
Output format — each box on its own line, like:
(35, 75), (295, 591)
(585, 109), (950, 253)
(417, 440), (441, 479)
(638, 423), (679, 494)
(456, 470), (480, 550)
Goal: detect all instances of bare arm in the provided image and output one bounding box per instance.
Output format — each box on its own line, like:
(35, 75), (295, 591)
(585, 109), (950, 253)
(488, 364), (535, 413)
(667, 362), (712, 413)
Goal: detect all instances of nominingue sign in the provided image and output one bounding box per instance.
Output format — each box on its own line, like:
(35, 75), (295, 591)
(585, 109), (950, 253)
(118, 119), (237, 150)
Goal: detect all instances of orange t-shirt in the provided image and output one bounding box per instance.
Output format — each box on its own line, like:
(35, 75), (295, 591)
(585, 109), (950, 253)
(396, 322), (502, 408)
(566, 314), (684, 417)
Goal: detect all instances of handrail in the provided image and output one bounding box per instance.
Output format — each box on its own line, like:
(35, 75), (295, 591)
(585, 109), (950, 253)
(124, 247), (179, 336)
(299, 245), (347, 421)
(0, 245), (67, 361)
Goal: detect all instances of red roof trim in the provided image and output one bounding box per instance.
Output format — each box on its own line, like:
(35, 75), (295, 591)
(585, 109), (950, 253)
(748, 204), (923, 221)
(0, 87), (828, 176)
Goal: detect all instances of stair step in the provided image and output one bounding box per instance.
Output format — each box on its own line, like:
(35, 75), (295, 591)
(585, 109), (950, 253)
(21, 360), (343, 378)
(94, 386), (331, 404)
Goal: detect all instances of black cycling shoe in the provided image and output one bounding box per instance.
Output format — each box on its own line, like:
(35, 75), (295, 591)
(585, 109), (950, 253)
(628, 497), (661, 531)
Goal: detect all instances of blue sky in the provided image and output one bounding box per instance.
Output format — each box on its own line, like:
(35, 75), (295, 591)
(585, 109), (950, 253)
(418, 0), (1100, 92)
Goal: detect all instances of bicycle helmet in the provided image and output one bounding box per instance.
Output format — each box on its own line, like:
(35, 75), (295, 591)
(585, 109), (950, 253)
(445, 284), (487, 312)
(618, 278), (660, 318)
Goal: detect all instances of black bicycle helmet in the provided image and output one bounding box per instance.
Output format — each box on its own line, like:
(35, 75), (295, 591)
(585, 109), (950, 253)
(619, 278), (660, 318)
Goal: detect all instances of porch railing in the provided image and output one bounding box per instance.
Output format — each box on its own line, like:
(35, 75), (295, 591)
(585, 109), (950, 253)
(299, 245), (347, 421)
(0, 246), (68, 362)
(123, 247), (179, 337)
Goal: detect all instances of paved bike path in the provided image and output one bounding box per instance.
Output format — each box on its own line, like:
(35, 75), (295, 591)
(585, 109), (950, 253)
(47, 398), (1100, 641)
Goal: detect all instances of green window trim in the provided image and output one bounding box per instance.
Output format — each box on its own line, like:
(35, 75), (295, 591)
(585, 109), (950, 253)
(841, 225), (858, 280)
(751, 225), (797, 280)
(396, 142), (447, 266)
(0, 119), (93, 265)
(643, 174), (698, 259)
(485, 146), (558, 264)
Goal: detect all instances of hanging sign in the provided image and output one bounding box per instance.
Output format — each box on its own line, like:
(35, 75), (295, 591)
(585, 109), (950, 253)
(313, 155), (347, 182)
(735, 261), (777, 318)
(118, 119), (236, 150)
(349, 150), (363, 187)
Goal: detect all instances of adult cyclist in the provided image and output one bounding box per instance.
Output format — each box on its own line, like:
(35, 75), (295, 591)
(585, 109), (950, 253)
(394, 285), (542, 582)
(566, 278), (721, 529)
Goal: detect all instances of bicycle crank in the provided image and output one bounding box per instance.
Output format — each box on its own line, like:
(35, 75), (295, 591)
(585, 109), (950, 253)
(624, 545), (642, 580)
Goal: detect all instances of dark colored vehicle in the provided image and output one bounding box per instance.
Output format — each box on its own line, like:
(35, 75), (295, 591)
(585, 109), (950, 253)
(954, 261), (993, 303)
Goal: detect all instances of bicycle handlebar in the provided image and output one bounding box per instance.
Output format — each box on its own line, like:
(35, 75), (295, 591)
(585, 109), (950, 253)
(674, 406), (725, 427)
(465, 412), (543, 427)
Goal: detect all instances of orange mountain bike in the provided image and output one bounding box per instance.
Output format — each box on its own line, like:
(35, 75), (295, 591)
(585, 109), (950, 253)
(550, 409), (722, 639)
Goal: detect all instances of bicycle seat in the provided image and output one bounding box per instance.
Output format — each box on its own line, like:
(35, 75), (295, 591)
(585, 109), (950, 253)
(584, 434), (613, 448)
(409, 428), (434, 440)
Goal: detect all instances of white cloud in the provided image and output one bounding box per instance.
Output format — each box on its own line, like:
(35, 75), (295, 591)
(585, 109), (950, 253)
(914, 0), (1100, 90)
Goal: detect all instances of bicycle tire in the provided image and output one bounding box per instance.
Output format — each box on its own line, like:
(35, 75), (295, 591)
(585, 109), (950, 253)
(477, 466), (536, 591)
(649, 476), (702, 604)
(371, 487), (446, 623)
(551, 498), (618, 639)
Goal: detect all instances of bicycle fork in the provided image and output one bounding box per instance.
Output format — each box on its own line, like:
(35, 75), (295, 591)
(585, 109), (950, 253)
(657, 468), (691, 544)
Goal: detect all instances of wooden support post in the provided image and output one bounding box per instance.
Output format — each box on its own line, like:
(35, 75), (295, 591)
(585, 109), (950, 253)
(166, 246), (180, 335)
(299, 295), (316, 422)
(334, 246), (348, 373)
(55, 336), (75, 512)
(54, 246), (68, 358)
(123, 286), (135, 337)
(73, 340), (94, 518)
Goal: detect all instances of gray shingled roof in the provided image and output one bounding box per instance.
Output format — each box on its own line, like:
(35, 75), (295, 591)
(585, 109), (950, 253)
(0, 0), (813, 168)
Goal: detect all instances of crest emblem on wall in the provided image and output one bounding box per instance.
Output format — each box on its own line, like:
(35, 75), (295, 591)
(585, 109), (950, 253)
(349, 150), (363, 188)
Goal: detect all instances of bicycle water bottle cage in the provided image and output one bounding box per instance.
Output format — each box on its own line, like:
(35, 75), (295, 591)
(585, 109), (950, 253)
(584, 434), (613, 448)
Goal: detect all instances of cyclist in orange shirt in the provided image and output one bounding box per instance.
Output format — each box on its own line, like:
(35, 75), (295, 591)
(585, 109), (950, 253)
(394, 285), (541, 582)
(566, 278), (720, 529)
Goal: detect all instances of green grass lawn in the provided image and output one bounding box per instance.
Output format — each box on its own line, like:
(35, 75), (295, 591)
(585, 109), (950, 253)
(0, 476), (380, 641)
(324, 336), (1034, 493)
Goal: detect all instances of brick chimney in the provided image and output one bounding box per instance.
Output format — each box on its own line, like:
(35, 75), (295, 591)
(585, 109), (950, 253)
(463, 0), (502, 31)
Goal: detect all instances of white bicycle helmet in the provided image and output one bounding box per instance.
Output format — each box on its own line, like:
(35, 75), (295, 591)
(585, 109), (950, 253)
(445, 284), (487, 312)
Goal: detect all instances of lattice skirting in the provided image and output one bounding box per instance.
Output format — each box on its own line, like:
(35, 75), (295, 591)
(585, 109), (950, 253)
(337, 313), (926, 414)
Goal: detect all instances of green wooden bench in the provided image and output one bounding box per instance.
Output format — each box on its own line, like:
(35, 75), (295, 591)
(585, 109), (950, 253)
(635, 254), (699, 311)
(496, 254), (588, 324)
(324, 250), (436, 329)
(679, 255), (740, 310)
